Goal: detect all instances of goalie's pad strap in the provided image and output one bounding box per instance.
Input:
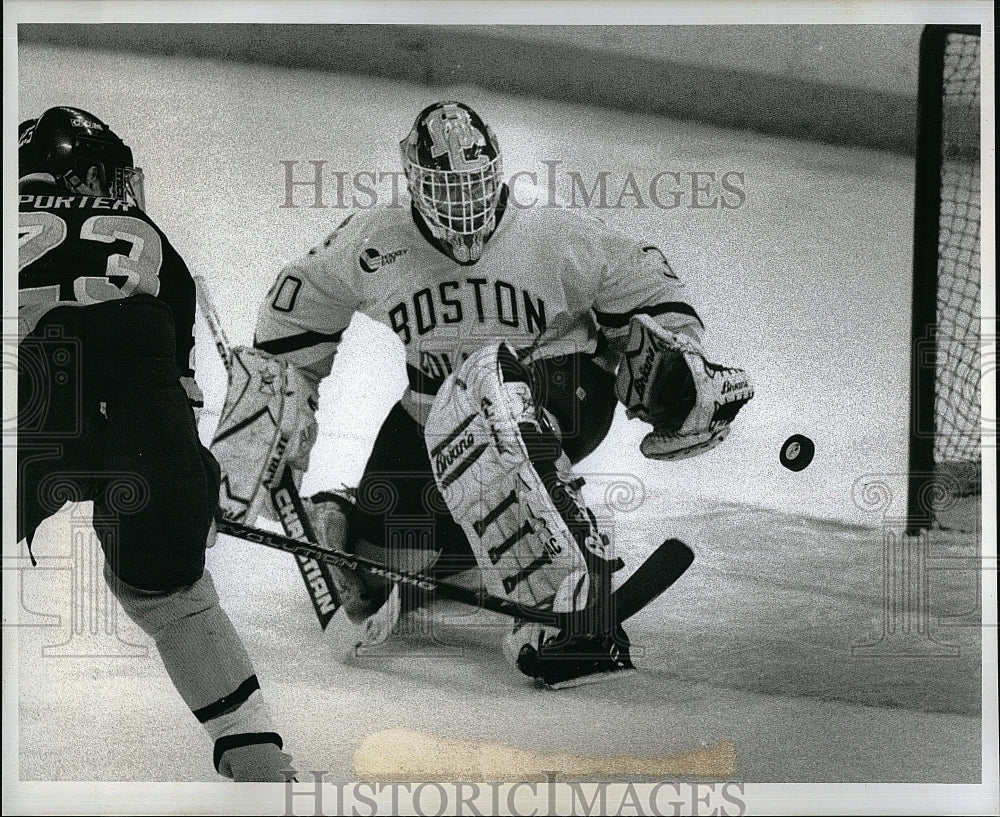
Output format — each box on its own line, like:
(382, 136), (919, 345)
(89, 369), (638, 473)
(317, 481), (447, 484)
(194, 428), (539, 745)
(425, 344), (592, 612)
(616, 314), (753, 460)
(210, 346), (318, 522)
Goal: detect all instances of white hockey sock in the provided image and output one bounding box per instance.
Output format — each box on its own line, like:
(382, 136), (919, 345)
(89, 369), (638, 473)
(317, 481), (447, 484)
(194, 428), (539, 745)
(202, 688), (292, 781)
(107, 566), (290, 778)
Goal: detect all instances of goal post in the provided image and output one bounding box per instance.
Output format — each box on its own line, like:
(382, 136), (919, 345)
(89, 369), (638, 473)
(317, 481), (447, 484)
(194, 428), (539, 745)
(907, 24), (982, 533)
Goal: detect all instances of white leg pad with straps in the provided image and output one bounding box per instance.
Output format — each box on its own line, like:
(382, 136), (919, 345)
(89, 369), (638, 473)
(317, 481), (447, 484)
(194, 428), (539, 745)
(425, 343), (595, 613)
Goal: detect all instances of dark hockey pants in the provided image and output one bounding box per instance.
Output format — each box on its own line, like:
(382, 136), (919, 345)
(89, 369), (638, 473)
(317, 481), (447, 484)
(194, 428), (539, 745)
(17, 298), (219, 592)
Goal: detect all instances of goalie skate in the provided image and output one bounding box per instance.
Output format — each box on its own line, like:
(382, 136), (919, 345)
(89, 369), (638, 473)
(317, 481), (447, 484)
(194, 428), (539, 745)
(351, 584), (466, 659)
(511, 621), (636, 689)
(354, 583), (403, 649)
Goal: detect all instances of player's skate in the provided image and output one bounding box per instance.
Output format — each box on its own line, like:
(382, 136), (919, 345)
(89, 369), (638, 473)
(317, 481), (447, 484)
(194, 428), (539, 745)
(217, 740), (297, 782)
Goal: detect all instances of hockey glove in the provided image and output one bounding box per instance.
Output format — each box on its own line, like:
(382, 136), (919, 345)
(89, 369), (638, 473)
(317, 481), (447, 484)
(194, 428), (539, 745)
(616, 314), (753, 460)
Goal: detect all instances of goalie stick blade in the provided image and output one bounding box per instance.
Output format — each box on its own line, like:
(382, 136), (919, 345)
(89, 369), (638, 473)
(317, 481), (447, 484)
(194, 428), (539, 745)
(608, 538), (695, 624)
(552, 538), (694, 637)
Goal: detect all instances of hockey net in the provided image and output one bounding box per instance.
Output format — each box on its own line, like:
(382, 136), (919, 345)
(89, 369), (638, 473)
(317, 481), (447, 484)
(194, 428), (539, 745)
(907, 25), (982, 532)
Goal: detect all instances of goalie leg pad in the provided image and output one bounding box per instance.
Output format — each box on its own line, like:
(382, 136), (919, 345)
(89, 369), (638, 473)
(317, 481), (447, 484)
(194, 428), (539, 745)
(425, 343), (606, 613)
(615, 314), (754, 460)
(210, 347), (318, 523)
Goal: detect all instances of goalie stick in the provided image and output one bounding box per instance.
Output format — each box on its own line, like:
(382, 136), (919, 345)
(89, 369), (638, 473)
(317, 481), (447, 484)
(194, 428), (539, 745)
(213, 514), (694, 634)
(193, 273), (342, 629)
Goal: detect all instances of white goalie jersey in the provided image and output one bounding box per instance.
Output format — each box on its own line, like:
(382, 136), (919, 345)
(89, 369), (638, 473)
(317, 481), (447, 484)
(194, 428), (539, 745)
(253, 189), (705, 424)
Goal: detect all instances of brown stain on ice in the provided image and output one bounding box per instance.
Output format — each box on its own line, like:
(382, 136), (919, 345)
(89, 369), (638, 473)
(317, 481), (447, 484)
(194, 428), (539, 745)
(353, 728), (737, 782)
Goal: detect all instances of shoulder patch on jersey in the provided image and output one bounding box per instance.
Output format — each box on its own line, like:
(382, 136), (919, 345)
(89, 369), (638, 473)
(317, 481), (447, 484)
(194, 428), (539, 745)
(352, 206), (418, 271)
(303, 206), (415, 271)
(359, 246), (409, 273)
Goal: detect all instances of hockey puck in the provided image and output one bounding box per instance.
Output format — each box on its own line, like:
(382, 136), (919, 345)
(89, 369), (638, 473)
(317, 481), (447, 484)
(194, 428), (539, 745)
(780, 434), (815, 471)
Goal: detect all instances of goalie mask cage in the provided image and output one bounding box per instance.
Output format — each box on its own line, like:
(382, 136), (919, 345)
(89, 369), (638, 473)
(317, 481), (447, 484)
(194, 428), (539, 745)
(907, 24), (982, 533)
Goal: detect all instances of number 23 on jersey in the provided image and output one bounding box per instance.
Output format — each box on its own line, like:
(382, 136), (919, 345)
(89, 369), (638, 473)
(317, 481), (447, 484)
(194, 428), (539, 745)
(19, 210), (164, 333)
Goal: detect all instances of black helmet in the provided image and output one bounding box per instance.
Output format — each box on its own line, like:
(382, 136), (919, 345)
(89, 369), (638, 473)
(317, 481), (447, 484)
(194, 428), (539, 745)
(18, 118), (44, 178)
(24, 106), (144, 207)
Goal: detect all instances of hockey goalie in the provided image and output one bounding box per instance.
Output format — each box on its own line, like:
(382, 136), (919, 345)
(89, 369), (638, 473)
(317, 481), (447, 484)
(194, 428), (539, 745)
(211, 100), (753, 688)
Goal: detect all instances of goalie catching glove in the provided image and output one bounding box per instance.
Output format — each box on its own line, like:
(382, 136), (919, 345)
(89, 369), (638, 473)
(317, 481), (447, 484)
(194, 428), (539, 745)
(616, 314), (753, 460)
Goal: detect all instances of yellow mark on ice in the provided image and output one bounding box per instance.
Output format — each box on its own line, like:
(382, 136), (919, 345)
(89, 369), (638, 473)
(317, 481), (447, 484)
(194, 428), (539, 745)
(353, 728), (737, 781)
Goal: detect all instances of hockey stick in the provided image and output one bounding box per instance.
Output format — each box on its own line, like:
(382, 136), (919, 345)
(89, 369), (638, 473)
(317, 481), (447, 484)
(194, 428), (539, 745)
(192, 272), (341, 629)
(214, 514), (694, 632)
(192, 273), (232, 370)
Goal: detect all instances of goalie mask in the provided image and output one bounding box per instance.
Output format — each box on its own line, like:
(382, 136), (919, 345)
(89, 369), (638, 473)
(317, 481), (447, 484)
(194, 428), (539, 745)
(401, 101), (503, 264)
(24, 106), (145, 208)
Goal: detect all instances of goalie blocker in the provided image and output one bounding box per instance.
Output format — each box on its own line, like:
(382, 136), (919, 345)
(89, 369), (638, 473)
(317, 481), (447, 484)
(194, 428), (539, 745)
(210, 347), (319, 523)
(616, 314), (753, 459)
(210, 347), (341, 628)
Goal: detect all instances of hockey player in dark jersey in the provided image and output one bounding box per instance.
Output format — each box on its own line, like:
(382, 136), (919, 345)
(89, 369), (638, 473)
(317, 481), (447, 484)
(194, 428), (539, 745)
(212, 101), (754, 688)
(17, 107), (293, 781)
